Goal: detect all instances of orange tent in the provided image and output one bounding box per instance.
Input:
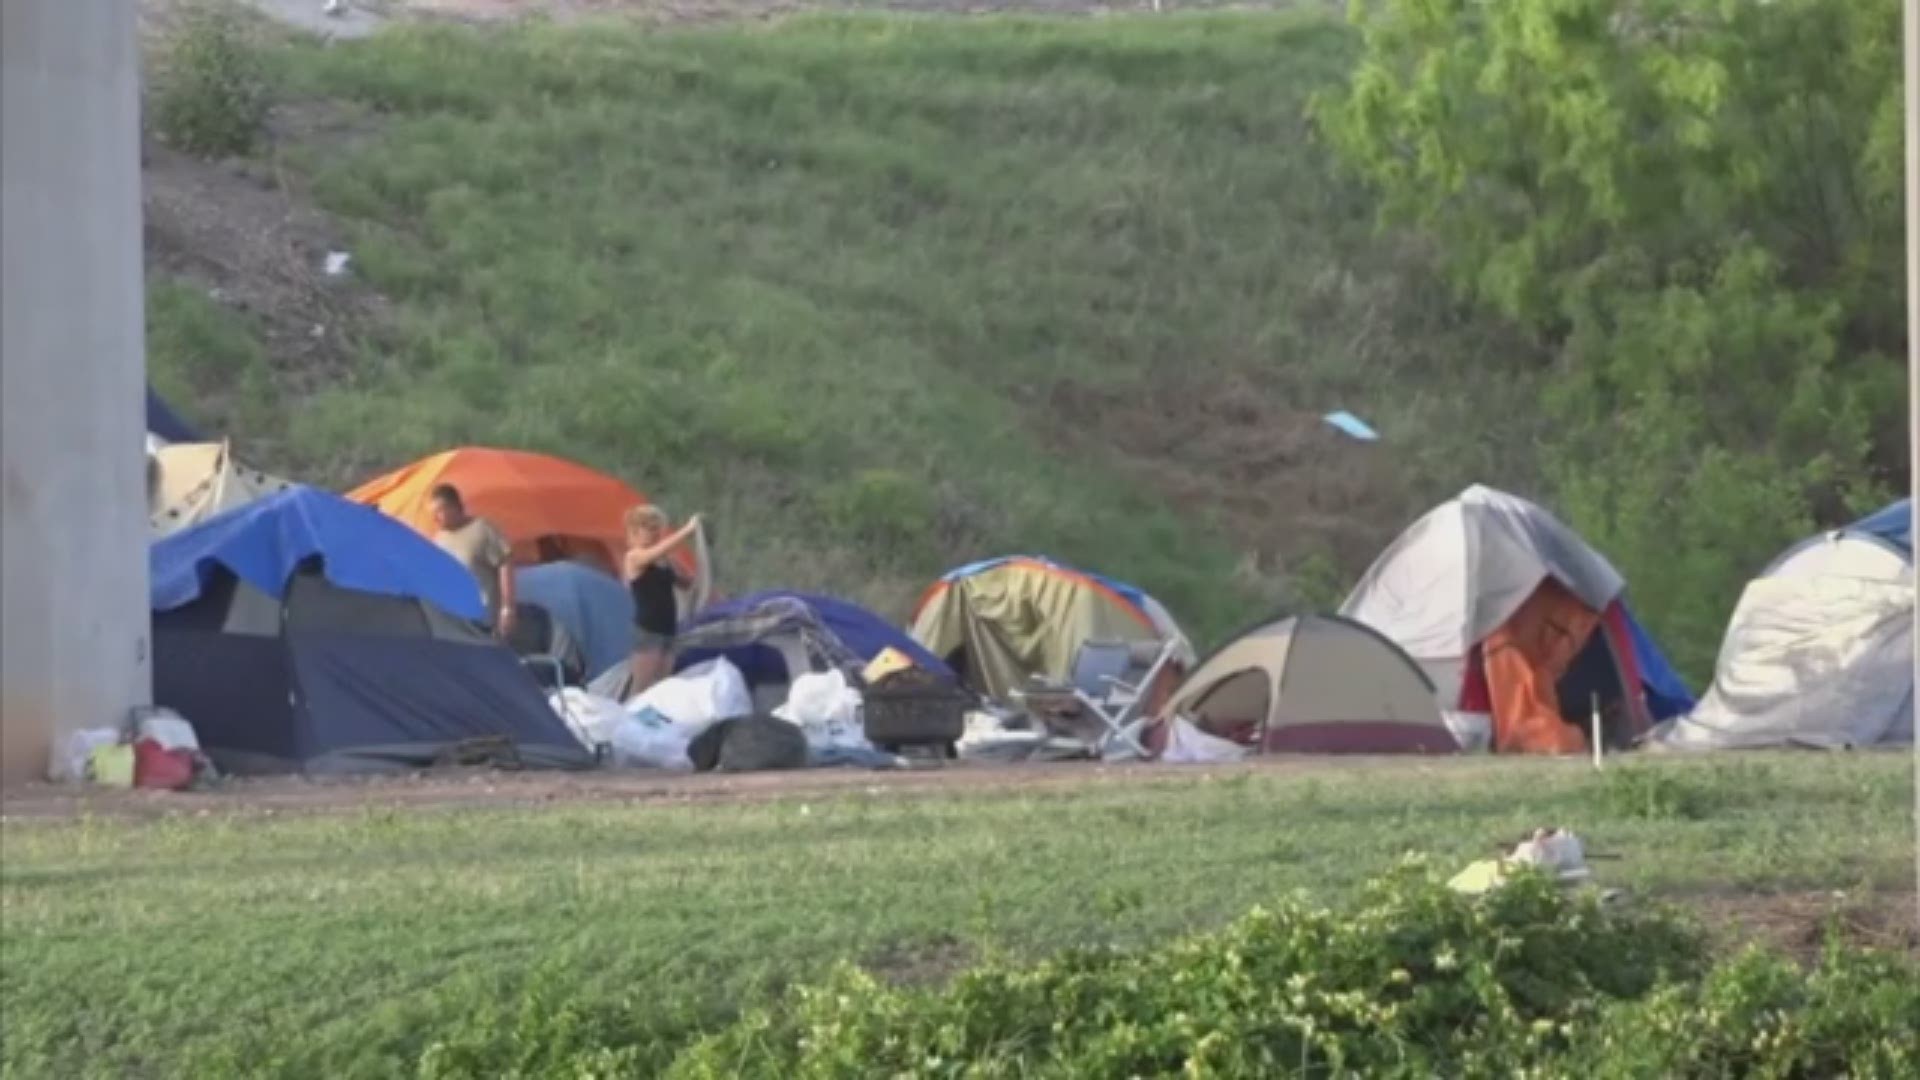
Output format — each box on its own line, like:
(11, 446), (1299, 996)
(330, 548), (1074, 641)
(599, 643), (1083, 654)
(344, 447), (699, 582)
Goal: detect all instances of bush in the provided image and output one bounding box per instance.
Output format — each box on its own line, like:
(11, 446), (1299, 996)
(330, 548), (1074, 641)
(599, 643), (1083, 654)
(153, 0), (271, 159)
(667, 864), (1705, 1077)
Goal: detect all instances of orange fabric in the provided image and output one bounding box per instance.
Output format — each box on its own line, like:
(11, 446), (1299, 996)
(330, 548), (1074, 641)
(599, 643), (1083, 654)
(344, 447), (696, 578)
(1483, 579), (1599, 754)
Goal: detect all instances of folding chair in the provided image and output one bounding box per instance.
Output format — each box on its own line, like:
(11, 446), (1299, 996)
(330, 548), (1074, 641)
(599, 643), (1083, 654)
(1023, 639), (1179, 759)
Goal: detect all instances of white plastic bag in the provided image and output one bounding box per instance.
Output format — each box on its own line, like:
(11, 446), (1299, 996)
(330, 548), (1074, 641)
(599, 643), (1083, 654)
(609, 707), (702, 771)
(1158, 717), (1248, 765)
(58, 728), (123, 782)
(1442, 710), (1492, 753)
(134, 707), (200, 753)
(631, 657), (751, 727)
(548, 688), (629, 751)
(774, 670), (869, 754)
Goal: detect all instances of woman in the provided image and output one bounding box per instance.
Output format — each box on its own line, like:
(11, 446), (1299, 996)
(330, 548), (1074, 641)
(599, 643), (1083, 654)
(622, 505), (702, 695)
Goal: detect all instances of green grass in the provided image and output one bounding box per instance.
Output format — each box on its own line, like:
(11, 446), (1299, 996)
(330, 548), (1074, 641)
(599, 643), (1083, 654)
(147, 11), (1542, 639)
(3, 755), (1911, 1078)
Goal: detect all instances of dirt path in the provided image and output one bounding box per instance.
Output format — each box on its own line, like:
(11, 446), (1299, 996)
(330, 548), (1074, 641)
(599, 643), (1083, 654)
(0, 754), (1469, 822)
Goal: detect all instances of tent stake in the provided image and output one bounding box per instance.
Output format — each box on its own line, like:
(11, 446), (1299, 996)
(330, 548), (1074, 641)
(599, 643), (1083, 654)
(1590, 695), (1603, 771)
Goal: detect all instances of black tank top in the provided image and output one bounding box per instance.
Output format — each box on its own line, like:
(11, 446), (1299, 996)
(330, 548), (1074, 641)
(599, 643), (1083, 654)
(630, 562), (678, 636)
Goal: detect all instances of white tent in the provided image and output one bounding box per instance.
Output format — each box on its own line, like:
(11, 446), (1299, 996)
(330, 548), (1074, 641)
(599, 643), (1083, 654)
(1656, 529), (1914, 750)
(148, 440), (293, 538)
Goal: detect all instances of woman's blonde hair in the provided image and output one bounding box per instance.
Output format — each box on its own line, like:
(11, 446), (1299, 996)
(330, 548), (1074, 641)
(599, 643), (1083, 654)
(624, 504), (669, 534)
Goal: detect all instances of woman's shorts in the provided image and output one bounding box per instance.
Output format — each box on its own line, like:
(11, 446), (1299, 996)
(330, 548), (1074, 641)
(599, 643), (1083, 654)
(634, 629), (674, 653)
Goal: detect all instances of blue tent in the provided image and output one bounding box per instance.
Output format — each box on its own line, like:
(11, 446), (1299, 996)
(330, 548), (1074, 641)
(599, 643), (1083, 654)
(150, 488), (589, 775)
(1623, 608), (1694, 721)
(152, 487), (485, 620)
(147, 385), (202, 443)
(1849, 498), (1911, 554)
(515, 561), (635, 681)
(673, 590), (955, 689)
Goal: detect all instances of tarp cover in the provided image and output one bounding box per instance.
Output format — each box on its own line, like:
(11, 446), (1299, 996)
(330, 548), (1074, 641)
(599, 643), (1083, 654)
(516, 561), (635, 680)
(1849, 499), (1912, 554)
(911, 556), (1193, 701)
(1659, 576), (1913, 749)
(150, 487), (486, 620)
(683, 590), (953, 681)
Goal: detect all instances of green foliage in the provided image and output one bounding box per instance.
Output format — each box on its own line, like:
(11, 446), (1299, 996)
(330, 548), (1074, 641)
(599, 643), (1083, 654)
(668, 866), (1912, 1078)
(153, 0), (272, 159)
(5, 756), (1912, 1078)
(238, 12), (1543, 638)
(1566, 946), (1920, 1078)
(1317, 0), (1904, 681)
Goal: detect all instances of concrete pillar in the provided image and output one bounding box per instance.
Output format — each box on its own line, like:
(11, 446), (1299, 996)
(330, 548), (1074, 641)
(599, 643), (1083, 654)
(2, 0), (151, 783)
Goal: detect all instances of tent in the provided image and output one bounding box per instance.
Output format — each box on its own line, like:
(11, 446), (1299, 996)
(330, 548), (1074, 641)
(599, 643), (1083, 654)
(147, 385), (201, 444)
(1340, 486), (1692, 754)
(909, 556), (1193, 701)
(345, 446), (709, 610)
(151, 487), (592, 775)
(1656, 500), (1914, 750)
(1155, 614), (1456, 754)
(148, 440), (294, 538)
(514, 561), (636, 681)
(584, 590), (954, 709)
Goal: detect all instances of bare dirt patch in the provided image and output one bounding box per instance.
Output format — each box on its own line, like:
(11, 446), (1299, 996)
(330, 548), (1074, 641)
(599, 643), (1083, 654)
(0, 755), (1471, 823)
(1689, 890), (1920, 962)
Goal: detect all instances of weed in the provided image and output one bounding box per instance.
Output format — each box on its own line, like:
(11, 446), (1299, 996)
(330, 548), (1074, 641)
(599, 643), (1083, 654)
(153, 0), (272, 159)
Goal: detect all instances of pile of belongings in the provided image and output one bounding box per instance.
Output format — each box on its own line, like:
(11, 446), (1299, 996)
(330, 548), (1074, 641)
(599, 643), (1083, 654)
(1448, 827), (1598, 895)
(551, 656), (903, 773)
(64, 708), (217, 791)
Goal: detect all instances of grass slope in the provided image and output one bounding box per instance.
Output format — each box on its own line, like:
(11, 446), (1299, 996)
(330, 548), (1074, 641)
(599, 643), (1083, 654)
(148, 12), (1541, 639)
(3, 757), (1912, 1077)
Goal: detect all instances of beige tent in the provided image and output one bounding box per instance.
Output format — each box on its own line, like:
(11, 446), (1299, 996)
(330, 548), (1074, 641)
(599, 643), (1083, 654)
(148, 441), (293, 537)
(1155, 613), (1457, 754)
(908, 556), (1193, 702)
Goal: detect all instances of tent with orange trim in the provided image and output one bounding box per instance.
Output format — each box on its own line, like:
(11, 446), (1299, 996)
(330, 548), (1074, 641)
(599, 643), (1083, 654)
(908, 556), (1193, 702)
(1340, 486), (1692, 754)
(345, 447), (708, 610)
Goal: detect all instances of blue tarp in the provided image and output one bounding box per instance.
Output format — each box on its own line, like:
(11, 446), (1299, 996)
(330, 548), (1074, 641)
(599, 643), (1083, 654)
(515, 561), (635, 680)
(147, 386), (202, 443)
(150, 487), (486, 620)
(937, 555), (1161, 624)
(1623, 607), (1694, 721)
(1849, 499), (1911, 554)
(683, 590), (955, 680)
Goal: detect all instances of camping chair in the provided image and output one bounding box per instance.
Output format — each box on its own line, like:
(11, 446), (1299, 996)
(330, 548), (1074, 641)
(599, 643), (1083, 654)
(504, 602), (584, 690)
(1022, 640), (1178, 758)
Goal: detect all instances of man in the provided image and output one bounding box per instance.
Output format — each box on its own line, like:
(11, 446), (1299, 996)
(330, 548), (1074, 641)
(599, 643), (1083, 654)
(429, 483), (516, 637)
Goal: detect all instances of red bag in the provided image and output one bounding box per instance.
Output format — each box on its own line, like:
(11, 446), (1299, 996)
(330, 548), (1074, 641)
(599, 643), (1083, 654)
(133, 737), (195, 791)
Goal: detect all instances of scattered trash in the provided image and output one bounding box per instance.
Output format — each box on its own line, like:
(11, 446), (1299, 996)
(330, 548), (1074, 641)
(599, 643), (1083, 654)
(1157, 716), (1247, 764)
(89, 744), (136, 789)
(1322, 410), (1380, 442)
(324, 250), (352, 276)
(1449, 827), (1596, 895)
(310, 324), (326, 339)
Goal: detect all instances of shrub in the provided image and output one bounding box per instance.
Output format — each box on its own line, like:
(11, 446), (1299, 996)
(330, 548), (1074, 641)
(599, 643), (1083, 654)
(153, 0), (271, 159)
(667, 863), (1705, 1077)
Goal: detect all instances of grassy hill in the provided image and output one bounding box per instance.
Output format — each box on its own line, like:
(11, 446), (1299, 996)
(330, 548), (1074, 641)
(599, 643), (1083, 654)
(145, 9), (1546, 645)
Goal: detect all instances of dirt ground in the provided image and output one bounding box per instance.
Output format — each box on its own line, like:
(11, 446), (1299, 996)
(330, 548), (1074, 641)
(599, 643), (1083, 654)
(0, 755), (1354, 821)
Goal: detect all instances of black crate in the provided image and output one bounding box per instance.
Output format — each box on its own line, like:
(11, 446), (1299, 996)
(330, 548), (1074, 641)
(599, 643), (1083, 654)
(863, 682), (967, 748)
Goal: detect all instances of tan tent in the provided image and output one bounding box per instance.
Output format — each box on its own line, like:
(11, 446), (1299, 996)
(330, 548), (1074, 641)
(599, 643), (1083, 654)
(1154, 613), (1456, 754)
(148, 441), (293, 538)
(909, 556), (1193, 702)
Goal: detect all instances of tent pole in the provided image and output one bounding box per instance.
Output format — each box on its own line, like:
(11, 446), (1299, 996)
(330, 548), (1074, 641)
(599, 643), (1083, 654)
(1906, 0), (1919, 928)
